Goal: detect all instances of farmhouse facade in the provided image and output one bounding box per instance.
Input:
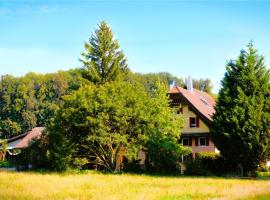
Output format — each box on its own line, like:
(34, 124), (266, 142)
(168, 78), (218, 161)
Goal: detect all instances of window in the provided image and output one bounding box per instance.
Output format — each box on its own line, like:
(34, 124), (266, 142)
(190, 117), (196, 127)
(199, 137), (206, 146)
(182, 138), (189, 146)
(189, 117), (199, 128)
(180, 154), (193, 162)
(195, 137), (209, 146)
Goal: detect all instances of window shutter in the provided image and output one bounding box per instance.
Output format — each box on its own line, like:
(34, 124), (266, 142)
(195, 137), (198, 146)
(206, 137), (209, 146)
(189, 138), (192, 146)
(196, 117), (200, 127)
(189, 153), (193, 160)
(189, 118), (192, 127)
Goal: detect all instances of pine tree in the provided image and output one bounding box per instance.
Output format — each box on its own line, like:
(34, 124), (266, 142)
(211, 42), (270, 175)
(80, 21), (128, 84)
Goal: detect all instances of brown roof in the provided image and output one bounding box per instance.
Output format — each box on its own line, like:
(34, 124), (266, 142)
(169, 86), (215, 123)
(8, 127), (45, 149)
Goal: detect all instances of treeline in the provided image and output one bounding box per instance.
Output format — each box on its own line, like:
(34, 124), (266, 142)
(0, 70), (88, 139)
(0, 71), (212, 139)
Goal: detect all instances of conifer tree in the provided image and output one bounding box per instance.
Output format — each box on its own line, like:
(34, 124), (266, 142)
(211, 42), (270, 175)
(80, 21), (128, 84)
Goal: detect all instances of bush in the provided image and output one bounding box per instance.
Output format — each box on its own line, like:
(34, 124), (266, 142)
(145, 136), (191, 175)
(184, 152), (228, 176)
(123, 159), (145, 174)
(258, 163), (269, 172)
(0, 160), (13, 168)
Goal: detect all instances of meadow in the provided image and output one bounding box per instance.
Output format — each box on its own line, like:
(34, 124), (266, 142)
(0, 171), (269, 200)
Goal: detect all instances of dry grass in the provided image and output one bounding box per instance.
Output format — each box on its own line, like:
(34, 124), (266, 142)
(0, 171), (269, 200)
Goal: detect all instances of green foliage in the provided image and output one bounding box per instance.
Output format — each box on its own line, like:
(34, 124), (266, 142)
(211, 42), (270, 175)
(192, 78), (213, 94)
(80, 21), (128, 84)
(143, 82), (191, 173)
(184, 153), (226, 176)
(0, 160), (13, 168)
(127, 72), (214, 94)
(0, 70), (87, 138)
(146, 136), (191, 174)
(47, 80), (187, 173)
(128, 72), (184, 90)
(0, 139), (8, 161)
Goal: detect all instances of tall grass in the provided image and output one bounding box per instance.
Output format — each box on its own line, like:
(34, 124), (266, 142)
(0, 171), (269, 200)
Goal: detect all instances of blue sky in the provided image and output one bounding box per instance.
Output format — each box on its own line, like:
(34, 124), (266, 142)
(1, 1), (270, 92)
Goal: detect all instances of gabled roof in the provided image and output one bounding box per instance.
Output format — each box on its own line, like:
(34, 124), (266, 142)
(6, 127), (45, 149)
(169, 86), (215, 125)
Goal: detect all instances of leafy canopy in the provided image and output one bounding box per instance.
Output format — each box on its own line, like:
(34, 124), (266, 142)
(0, 70), (86, 139)
(47, 80), (188, 172)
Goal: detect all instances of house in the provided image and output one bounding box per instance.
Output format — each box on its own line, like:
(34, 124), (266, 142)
(0, 127), (45, 160)
(168, 77), (218, 161)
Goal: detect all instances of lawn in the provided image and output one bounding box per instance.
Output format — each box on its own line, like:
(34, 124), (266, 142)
(0, 171), (269, 200)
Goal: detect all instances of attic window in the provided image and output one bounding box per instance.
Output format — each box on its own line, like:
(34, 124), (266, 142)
(189, 117), (199, 128)
(190, 117), (196, 128)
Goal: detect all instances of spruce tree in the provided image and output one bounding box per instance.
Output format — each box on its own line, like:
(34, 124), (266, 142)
(211, 42), (270, 175)
(80, 21), (128, 84)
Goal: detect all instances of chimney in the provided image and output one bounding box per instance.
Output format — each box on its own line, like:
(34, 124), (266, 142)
(186, 76), (193, 93)
(169, 80), (176, 90)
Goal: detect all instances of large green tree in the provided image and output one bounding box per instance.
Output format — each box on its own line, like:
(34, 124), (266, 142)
(47, 81), (189, 172)
(80, 21), (128, 84)
(211, 42), (270, 175)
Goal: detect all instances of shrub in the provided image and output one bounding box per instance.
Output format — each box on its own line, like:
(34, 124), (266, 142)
(258, 163), (269, 172)
(145, 136), (190, 174)
(0, 160), (13, 168)
(184, 152), (228, 176)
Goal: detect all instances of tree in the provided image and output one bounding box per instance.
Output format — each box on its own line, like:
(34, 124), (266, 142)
(127, 72), (185, 91)
(47, 81), (189, 172)
(0, 70), (87, 138)
(211, 42), (270, 175)
(192, 78), (213, 94)
(0, 139), (8, 161)
(80, 21), (128, 84)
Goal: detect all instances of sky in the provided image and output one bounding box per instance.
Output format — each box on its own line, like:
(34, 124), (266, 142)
(0, 1), (270, 93)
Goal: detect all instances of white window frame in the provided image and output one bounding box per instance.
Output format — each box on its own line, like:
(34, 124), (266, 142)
(199, 137), (206, 146)
(182, 138), (189, 146)
(190, 117), (197, 128)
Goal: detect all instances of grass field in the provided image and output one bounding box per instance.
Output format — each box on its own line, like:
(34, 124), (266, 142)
(0, 171), (269, 200)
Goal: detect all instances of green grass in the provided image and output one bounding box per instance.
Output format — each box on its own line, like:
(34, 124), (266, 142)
(0, 171), (269, 200)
